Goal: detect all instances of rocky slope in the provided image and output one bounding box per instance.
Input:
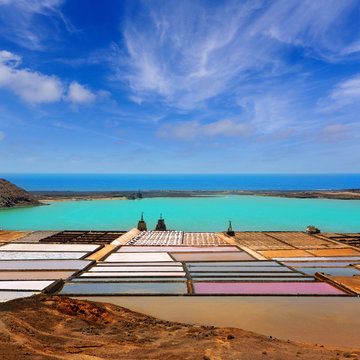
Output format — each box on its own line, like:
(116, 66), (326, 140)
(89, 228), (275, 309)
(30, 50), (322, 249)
(0, 178), (41, 208)
(0, 295), (358, 360)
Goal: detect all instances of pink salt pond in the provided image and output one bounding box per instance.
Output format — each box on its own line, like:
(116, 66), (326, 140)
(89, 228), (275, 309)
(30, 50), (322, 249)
(193, 282), (346, 295)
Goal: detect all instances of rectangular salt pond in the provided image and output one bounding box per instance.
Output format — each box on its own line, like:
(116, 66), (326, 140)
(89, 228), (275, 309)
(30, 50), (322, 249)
(295, 267), (360, 276)
(0, 251), (87, 260)
(283, 261), (360, 267)
(0, 243), (100, 252)
(105, 253), (174, 262)
(307, 249), (360, 257)
(274, 257), (360, 262)
(0, 271), (76, 280)
(81, 272), (187, 277)
(185, 261), (280, 267)
(188, 266), (293, 272)
(0, 280), (54, 291)
(0, 291), (39, 302)
(77, 296), (360, 348)
(191, 277), (316, 281)
(193, 282), (346, 295)
(71, 277), (188, 282)
(260, 250), (312, 258)
(172, 253), (253, 261)
(59, 282), (188, 295)
(0, 260), (92, 270)
(97, 262), (183, 266)
(9, 231), (60, 243)
(191, 272), (303, 277)
(89, 266), (184, 272)
(118, 246), (240, 252)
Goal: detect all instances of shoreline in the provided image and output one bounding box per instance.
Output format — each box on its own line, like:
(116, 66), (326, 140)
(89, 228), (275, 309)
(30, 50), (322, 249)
(30, 189), (360, 202)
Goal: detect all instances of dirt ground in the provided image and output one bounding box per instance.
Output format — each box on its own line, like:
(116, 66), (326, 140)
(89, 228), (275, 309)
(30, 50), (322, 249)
(0, 295), (358, 360)
(0, 230), (33, 242)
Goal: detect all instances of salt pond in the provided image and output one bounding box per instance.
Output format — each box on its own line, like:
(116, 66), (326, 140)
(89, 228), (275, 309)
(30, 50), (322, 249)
(77, 296), (360, 347)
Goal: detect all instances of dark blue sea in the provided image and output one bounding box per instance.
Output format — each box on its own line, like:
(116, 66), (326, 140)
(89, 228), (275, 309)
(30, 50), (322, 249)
(1, 173), (360, 191)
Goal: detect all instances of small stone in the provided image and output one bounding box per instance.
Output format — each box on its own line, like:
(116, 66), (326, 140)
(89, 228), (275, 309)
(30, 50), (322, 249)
(227, 334), (235, 340)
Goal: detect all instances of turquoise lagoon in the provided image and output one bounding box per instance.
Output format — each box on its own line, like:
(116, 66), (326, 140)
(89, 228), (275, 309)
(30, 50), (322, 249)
(0, 195), (360, 232)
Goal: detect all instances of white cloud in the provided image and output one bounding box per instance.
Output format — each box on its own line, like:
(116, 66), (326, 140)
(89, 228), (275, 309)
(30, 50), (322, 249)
(0, 131), (5, 140)
(0, 50), (64, 103)
(317, 123), (357, 143)
(157, 119), (254, 141)
(0, 50), (99, 105)
(66, 82), (96, 104)
(203, 119), (254, 137)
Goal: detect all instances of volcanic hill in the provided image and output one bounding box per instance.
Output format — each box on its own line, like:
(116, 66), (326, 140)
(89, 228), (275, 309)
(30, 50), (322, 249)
(0, 178), (41, 208)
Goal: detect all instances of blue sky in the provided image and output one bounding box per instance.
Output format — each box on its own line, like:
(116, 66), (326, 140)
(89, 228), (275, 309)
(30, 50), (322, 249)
(0, 0), (360, 174)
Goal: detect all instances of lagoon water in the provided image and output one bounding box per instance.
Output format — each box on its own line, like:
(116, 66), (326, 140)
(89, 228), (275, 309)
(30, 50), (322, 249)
(1, 195), (360, 232)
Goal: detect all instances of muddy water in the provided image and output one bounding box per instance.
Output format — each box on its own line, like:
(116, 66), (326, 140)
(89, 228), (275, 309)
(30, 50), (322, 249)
(77, 296), (360, 347)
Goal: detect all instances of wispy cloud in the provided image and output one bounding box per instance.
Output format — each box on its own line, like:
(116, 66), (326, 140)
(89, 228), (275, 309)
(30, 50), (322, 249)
(318, 123), (357, 143)
(251, 0), (360, 61)
(319, 74), (360, 112)
(157, 118), (254, 141)
(0, 0), (76, 50)
(0, 131), (5, 141)
(52, 121), (152, 149)
(113, 0), (360, 110)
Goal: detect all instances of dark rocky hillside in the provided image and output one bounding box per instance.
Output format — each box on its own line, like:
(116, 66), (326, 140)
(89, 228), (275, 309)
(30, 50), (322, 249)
(0, 179), (41, 208)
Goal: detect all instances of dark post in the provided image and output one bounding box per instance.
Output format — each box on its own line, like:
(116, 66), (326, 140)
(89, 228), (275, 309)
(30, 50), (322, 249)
(155, 213), (166, 231)
(226, 220), (235, 236)
(137, 212), (147, 231)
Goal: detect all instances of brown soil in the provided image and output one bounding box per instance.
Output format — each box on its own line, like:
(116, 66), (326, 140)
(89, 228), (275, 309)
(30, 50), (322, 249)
(327, 275), (360, 295)
(0, 230), (33, 242)
(0, 295), (358, 360)
(307, 249), (360, 257)
(259, 249), (312, 258)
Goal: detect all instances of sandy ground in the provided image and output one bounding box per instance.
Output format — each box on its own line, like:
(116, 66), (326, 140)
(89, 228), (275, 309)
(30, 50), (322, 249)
(0, 295), (359, 360)
(0, 230), (33, 242)
(30, 189), (360, 202)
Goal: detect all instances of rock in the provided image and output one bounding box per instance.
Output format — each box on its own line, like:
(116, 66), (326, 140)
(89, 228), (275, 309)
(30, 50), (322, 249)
(0, 179), (41, 209)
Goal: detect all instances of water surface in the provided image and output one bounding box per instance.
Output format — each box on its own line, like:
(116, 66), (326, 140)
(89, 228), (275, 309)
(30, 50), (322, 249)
(77, 296), (360, 347)
(1, 195), (360, 232)
(3, 173), (360, 191)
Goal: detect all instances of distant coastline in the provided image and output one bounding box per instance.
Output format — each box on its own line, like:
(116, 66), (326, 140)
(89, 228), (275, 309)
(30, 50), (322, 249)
(30, 189), (360, 201)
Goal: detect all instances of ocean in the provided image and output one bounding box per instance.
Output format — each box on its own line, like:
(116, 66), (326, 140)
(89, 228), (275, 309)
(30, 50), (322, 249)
(2, 173), (360, 191)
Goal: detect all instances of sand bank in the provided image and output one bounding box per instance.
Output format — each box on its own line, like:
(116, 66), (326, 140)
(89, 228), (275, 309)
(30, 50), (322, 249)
(30, 189), (360, 202)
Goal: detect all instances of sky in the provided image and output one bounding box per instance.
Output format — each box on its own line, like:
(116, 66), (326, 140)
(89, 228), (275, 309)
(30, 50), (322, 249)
(0, 0), (360, 174)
